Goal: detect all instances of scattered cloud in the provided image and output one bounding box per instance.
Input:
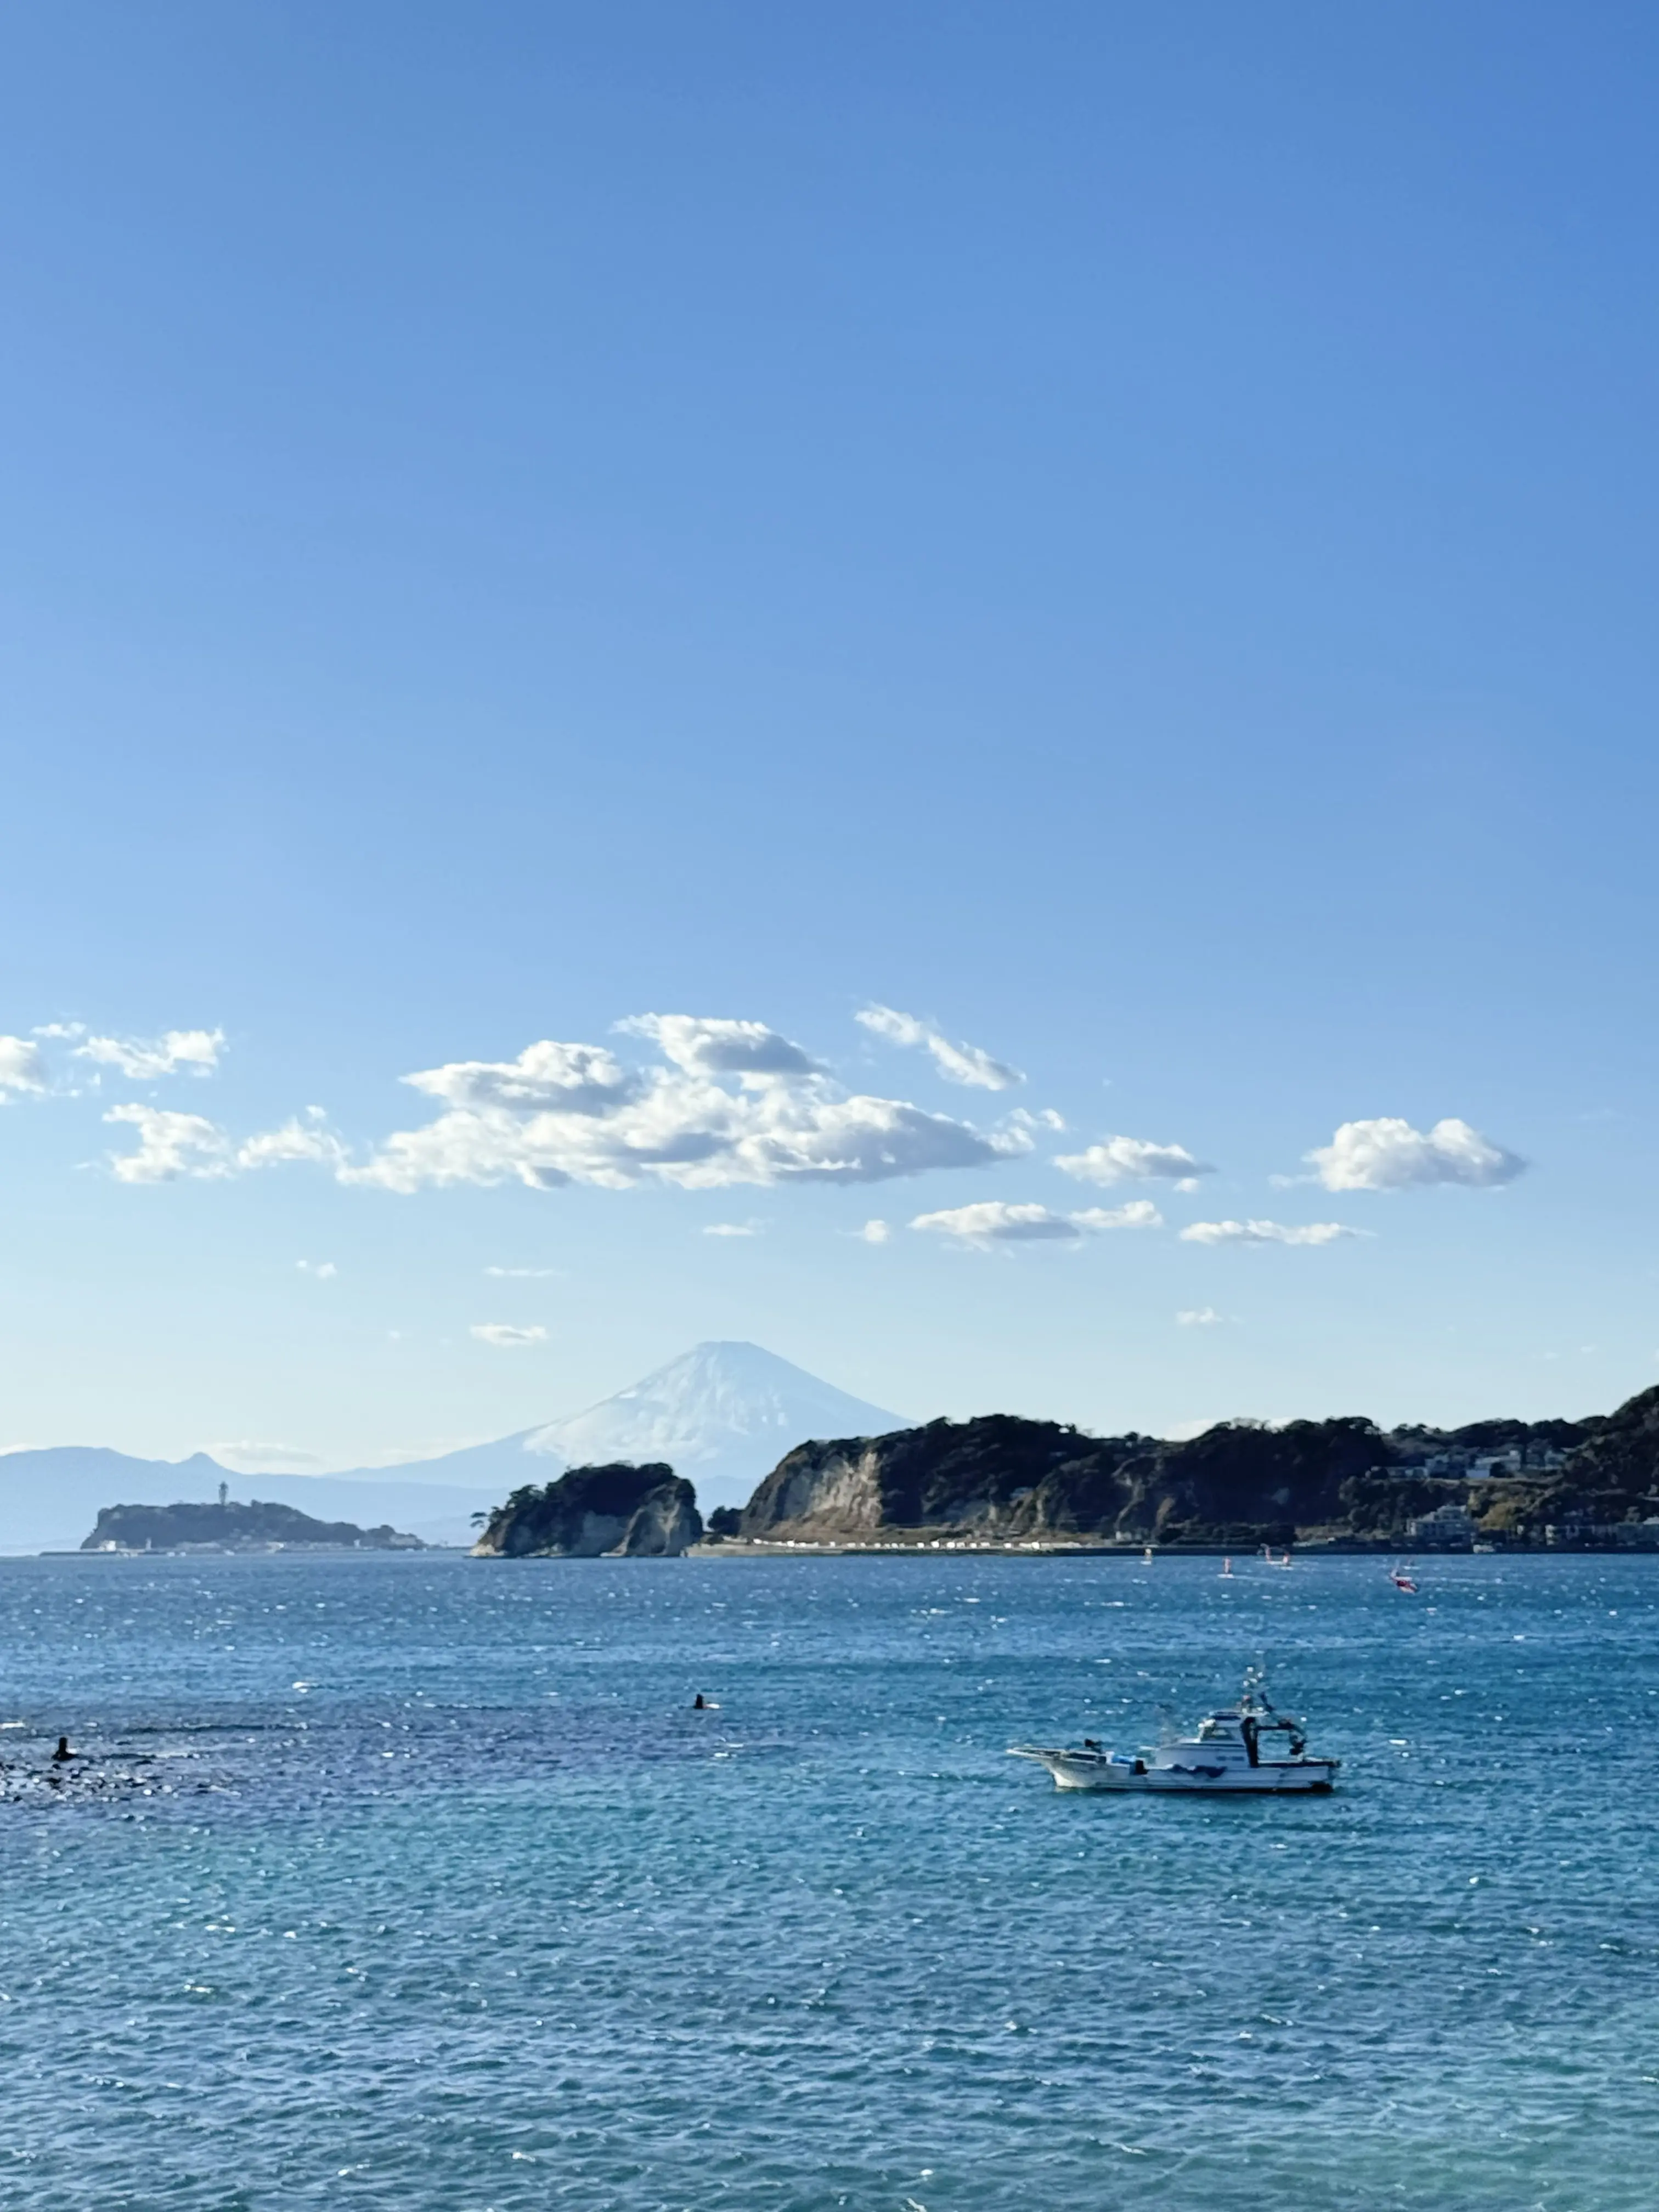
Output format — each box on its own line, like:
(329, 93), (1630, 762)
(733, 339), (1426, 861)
(86, 1014), (1030, 1203)
(347, 1019), (1028, 1194)
(75, 1027), (224, 1080)
(1054, 1135), (1214, 1188)
(1070, 1201), (1163, 1231)
(1179, 1218), (1362, 1247)
(913, 1202), (1081, 1244)
(911, 1199), (1161, 1244)
(1306, 1116), (1525, 1192)
(703, 1220), (761, 1237)
(0, 1036), (48, 1096)
(104, 1105), (347, 1183)
(236, 1113), (347, 1171)
(858, 1218), (892, 1244)
(471, 1322), (549, 1347)
(617, 1014), (820, 1081)
(484, 1265), (560, 1278)
(1176, 1307), (1225, 1327)
(296, 1260), (338, 1279)
(856, 1004), (1023, 1090)
(104, 1104), (233, 1182)
(403, 1039), (639, 1115)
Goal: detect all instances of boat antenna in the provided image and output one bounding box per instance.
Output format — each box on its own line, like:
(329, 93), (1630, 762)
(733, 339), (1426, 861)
(1239, 1660), (1275, 1717)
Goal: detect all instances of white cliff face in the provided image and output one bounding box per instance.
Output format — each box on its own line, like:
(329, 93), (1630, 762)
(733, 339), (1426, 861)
(614, 1485), (704, 1556)
(516, 1342), (906, 1510)
(765, 1443), (886, 1530)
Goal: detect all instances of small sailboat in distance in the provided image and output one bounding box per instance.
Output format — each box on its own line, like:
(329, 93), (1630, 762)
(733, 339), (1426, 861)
(1220, 1556), (1233, 1578)
(1389, 1563), (1419, 1593)
(1143, 1545), (1154, 1565)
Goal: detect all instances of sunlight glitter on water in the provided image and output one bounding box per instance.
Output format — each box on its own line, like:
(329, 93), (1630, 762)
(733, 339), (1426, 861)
(1, 1551), (1656, 2210)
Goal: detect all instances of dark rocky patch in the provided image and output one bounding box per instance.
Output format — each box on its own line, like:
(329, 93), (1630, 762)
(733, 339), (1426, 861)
(471, 1463), (702, 1557)
(83, 1500), (420, 1551)
(736, 1395), (1658, 1548)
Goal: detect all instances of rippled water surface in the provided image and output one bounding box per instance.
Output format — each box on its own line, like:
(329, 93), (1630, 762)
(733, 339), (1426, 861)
(2, 1550), (1657, 2210)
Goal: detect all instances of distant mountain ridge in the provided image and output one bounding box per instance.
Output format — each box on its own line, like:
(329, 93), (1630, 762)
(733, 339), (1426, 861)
(0, 1449), (498, 1555)
(11, 1372), (1657, 1556)
(330, 1342), (909, 1511)
(0, 1342), (909, 1550)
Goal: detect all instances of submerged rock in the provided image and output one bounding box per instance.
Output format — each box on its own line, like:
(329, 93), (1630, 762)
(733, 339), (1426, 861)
(471, 1463), (702, 1558)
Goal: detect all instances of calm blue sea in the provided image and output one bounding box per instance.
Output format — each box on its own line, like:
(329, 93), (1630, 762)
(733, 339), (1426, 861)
(2, 1551), (1656, 2211)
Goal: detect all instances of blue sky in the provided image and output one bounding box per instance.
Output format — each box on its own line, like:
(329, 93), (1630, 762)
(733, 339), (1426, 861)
(3, 2), (1658, 1470)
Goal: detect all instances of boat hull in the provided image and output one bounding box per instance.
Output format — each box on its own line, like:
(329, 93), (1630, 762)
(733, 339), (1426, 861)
(1011, 1748), (1338, 1794)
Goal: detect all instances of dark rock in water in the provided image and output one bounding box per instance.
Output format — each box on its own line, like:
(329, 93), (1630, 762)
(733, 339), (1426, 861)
(471, 1463), (702, 1558)
(83, 1500), (422, 1551)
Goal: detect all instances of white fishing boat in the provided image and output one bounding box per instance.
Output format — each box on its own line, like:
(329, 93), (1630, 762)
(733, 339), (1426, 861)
(1008, 1669), (1339, 1795)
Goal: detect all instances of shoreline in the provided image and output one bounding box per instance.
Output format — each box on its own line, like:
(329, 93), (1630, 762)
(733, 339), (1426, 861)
(697, 1537), (1464, 1558)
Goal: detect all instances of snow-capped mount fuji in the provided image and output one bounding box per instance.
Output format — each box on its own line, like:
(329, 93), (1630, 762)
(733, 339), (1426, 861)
(360, 1342), (910, 1511)
(0, 1346), (912, 1553)
(528, 1341), (908, 1508)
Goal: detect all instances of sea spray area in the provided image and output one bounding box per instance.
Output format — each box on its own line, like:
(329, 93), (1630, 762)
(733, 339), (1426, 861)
(2, 1553), (1657, 2210)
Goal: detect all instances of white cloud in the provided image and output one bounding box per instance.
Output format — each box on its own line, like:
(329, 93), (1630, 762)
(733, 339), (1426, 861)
(911, 1199), (1161, 1244)
(236, 1114), (347, 1171)
(1176, 1307), (1224, 1327)
(404, 1039), (639, 1115)
(471, 1322), (548, 1347)
(0, 1036), (48, 1095)
(1306, 1116), (1525, 1192)
(89, 1014), (1031, 1205)
(1070, 1201), (1163, 1231)
(76, 1027), (225, 1080)
(484, 1265), (559, 1278)
(703, 1221), (761, 1237)
(856, 1004), (1023, 1090)
(348, 1023), (1028, 1194)
(104, 1104), (233, 1182)
(1054, 1135), (1214, 1187)
(617, 1014), (820, 1082)
(1179, 1218), (1361, 1247)
(913, 1202), (1081, 1243)
(104, 1104), (348, 1184)
(296, 1260), (338, 1279)
(858, 1218), (892, 1244)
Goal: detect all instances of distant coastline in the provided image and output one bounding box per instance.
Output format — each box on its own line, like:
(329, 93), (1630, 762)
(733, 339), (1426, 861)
(25, 1383), (1659, 1565)
(467, 1386), (1659, 1559)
